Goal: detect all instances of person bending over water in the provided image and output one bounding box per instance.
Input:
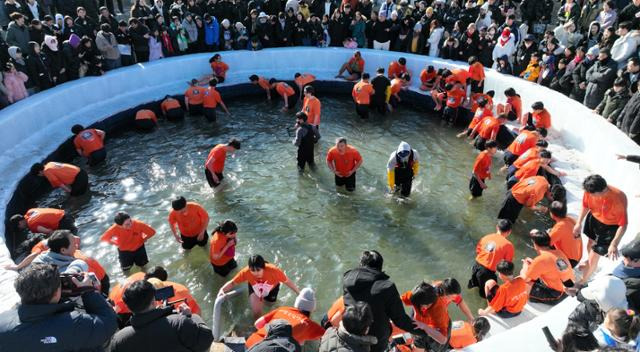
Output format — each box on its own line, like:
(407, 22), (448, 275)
(204, 138), (241, 189)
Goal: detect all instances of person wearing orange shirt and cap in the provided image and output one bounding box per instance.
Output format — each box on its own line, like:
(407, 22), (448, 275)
(419, 65), (437, 91)
(134, 109), (157, 131)
(184, 79), (204, 115)
(71, 124), (106, 166)
(336, 51), (365, 81)
(326, 137), (363, 192)
(352, 73), (375, 119)
(468, 219), (514, 299)
(301, 85), (321, 134)
(10, 208), (78, 236)
(574, 174), (628, 285)
(31, 161), (89, 196)
(270, 79), (298, 111)
(294, 72), (316, 101)
(209, 220), (238, 277)
(160, 95), (185, 121)
(448, 318), (490, 349)
(168, 196), (210, 250)
(497, 175), (550, 224)
(204, 138), (241, 188)
(249, 74), (273, 101)
(209, 53), (229, 83)
(388, 57), (408, 80)
(202, 78), (230, 122)
(478, 260), (528, 318)
(100, 211), (156, 273)
(548, 201), (582, 268)
(468, 56), (485, 93)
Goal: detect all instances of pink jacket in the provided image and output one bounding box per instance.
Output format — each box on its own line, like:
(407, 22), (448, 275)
(3, 71), (28, 103)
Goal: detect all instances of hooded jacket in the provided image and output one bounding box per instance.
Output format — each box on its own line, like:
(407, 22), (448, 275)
(568, 299), (604, 332)
(3, 69), (28, 103)
(204, 17), (220, 46)
(319, 323), (378, 352)
(386, 142), (419, 188)
(247, 320), (302, 352)
(32, 251), (88, 274)
(611, 31), (640, 68)
(595, 87), (631, 122)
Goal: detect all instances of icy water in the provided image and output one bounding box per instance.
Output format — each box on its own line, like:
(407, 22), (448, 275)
(37, 95), (549, 336)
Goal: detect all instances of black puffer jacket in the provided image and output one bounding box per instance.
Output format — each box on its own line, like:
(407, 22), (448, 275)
(319, 324), (378, 352)
(567, 299), (604, 332)
(617, 91), (640, 137)
(248, 320), (302, 352)
(584, 57), (618, 109)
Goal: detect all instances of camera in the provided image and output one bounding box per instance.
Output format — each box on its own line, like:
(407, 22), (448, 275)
(60, 273), (99, 297)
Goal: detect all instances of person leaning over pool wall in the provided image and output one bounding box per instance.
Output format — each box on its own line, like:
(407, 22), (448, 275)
(31, 161), (89, 196)
(202, 78), (230, 122)
(352, 72), (375, 119)
(160, 95), (185, 121)
(386, 141), (420, 197)
(204, 137), (241, 189)
(184, 78), (204, 115)
(497, 175), (551, 225)
(71, 124), (106, 166)
(326, 137), (363, 192)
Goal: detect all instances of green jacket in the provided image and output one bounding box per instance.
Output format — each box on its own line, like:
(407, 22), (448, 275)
(595, 87), (631, 123)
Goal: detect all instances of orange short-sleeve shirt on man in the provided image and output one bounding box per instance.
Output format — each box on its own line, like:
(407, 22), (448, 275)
(231, 263), (288, 298)
(108, 272), (146, 314)
(276, 82), (295, 97)
(511, 176), (549, 207)
(203, 87), (222, 108)
(524, 249), (574, 292)
(508, 130), (538, 156)
(549, 216), (582, 263)
(400, 291), (451, 336)
(475, 233), (514, 271)
(514, 158), (543, 180)
(100, 219), (156, 252)
(43, 162), (80, 188)
(168, 202), (209, 237)
(295, 73), (316, 88)
(388, 61), (407, 79)
(390, 78), (403, 95)
(161, 97), (181, 113)
(420, 69), (436, 86)
(513, 148), (541, 169)
(468, 62), (485, 82)
(24, 208), (65, 233)
(489, 277), (528, 314)
(205, 144), (227, 174)
(449, 321), (477, 348)
(135, 109), (157, 123)
(468, 107), (493, 130)
(211, 61), (229, 78)
(209, 231), (234, 266)
(476, 116), (500, 139)
(446, 68), (470, 86)
(326, 145), (363, 176)
(245, 306), (325, 348)
(185, 86), (204, 105)
(352, 81), (374, 105)
(472, 150), (493, 180)
(532, 109), (551, 129)
(164, 280), (202, 315)
(73, 129), (104, 157)
(582, 186), (628, 226)
(302, 96), (321, 126)
(257, 77), (271, 91)
(446, 87), (466, 108)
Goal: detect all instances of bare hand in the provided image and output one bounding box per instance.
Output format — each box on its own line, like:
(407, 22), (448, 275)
(174, 235), (183, 244)
(572, 224), (582, 238)
(177, 303), (192, 316)
(608, 244), (619, 260)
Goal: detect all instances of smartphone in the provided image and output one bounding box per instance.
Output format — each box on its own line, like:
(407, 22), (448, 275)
(154, 286), (175, 301)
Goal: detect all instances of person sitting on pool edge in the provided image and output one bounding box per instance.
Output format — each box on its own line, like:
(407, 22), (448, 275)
(168, 196), (210, 250)
(204, 138), (241, 189)
(386, 141), (420, 197)
(336, 51), (365, 81)
(218, 254), (300, 319)
(31, 161), (89, 196)
(270, 78), (298, 111)
(209, 219), (238, 277)
(203, 78), (230, 122)
(326, 137), (363, 192)
(160, 95), (184, 121)
(448, 317), (491, 349)
(477, 260), (528, 318)
(71, 124), (106, 166)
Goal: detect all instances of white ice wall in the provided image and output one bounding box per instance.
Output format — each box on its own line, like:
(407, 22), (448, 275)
(0, 48), (638, 351)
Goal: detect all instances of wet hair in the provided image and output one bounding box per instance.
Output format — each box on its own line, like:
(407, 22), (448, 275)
(497, 219), (512, 232)
(536, 127), (548, 138)
(486, 90), (495, 97)
(427, 65), (435, 72)
(477, 99), (488, 108)
(540, 150), (552, 159)
(304, 85), (314, 95)
(531, 101), (544, 110)
(401, 73), (411, 81)
(410, 281), (437, 307)
(583, 174), (607, 194)
(536, 139), (549, 148)
(248, 254), (266, 270)
(144, 266), (168, 281)
(496, 260), (514, 276)
(171, 196), (187, 210)
(30, 163), (44, 176)
(123, 280), (155, 313)
(336, 137), (348, 145)
(606, 309), (640, 341)
(294, 72), (301, 78)
(14, 263), (60, 304)
(362, 73), (370, 80)
(47, 230), (72, 253)
(485, 140), (498, 149)
(550, 201), (567, 218)
(215, 219), (237, 234)
(530, 229), (551, 248)
(212, 53), (221, 61)
(296, 111), (308, 122)
(208, 78), (218, 87)
(551, 184), (567, 204)
(342, 301), (373, 335)
(114, 211), (131, 225)
(473, 317), (491, 341)
(269, 78), (276, 84)
(71, 124), (85, 134)
(398, 57), (406, 65)
(504, 88), (516, 97)
(228, 138), (241, 150)
(360, 250), (383, 271)
(249, 74), (259, 82)
(440, 278), (461, 295)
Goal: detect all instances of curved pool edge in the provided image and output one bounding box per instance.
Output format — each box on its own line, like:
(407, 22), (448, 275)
(0, 48), (638, 351)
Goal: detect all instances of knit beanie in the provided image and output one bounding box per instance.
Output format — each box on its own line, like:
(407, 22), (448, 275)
(294, 288), (316, 313)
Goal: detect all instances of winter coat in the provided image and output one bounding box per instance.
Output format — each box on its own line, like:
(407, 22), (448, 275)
(584, 57), (618, 109)
(109, 307), (213, 352)
(26, 51), (53, 90)
(557, 2), (580, 25)
(578, 0), (603, 32)
(95, 31), (120, 60)
(520, 62), (541, 82)
(129, 24), (150, 53)
(618, 3), (640, 29)
(514, 42), (538, 75)
(570, 58), (593, 102)
(74, 16), (97, 38)
(553, 24), (583, 49)
(427, 27), (443, 57)
(5, 21), (30, 52)
(61, 42), (80, 80)
(33, 251), (88, 273)
(3, 70), (28, 103)
(623, 277), (640, 312)
(619, 67), (640, 93)
(549, 68), (572, 96)
(492, 34), (516, 67)
(350, 20), (365, 48)
(520, 0), (546, 24)
(0, 292), (118, 352)
(611, 31), (640, 69)
(581, 21), (602, 49)
(595, 87), (631, 122)
(568, 299), (604, 332)
(182, 19), (198, 43)
(440, 40), (458, 60)
(617, 91), (640, 137)
(247, 320), (301, 352)
(596, 9), (617, 29)
(148, 36), (163, 60)
(42, 46), (65, 83)
(204, 18), (220, 46)
(319, 324), (378, 352)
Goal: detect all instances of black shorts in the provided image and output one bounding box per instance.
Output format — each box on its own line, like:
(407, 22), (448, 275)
(188, 104), (203, 115)
(529, 279), (566, 305)
(88, 148), (107, 166)
(355, 103), (369, 119)
(497, 191), (524, 225)
(286, 94), (298, 110)
(248, 282), (281, 302)
(468, 262), (497, 298)
(118, 246), (149, 271)
(205, 169), (224, 188)
(71, 169), (89, 196)
(469, 176), (485, 198)
(212, 258), (238, 277)
(496, 125), (516, 150)
(503, 151), (518, 166)
(57, 214), (78, 235)
(215, 75), (225, 83)
(181, 230), (209, 250)
(395, 179), (413, 197)
(135, 118), (156, 131)
(166, 107), (184, 121)
(583, 212), (619, 256)
(335, 173), (356, 192)
(203, 107), (217, 122)
(470, 79), (483, 94)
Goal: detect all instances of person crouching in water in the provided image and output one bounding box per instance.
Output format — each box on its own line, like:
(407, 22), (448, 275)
(386, 141), (420, 197)
(271, 79), (298, 111)
(160, 95), (184, 121)
(205, 138), (241, 189)
(293, 112), (318, 172)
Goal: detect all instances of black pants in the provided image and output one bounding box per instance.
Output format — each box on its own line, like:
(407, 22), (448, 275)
(469, 176), (485, 197)
(372, 99), (386, 114)
(57, 214), (78, 235)
(181, 231), (209, 250)
(468, 262), (497, 299)
(355, 103), (369, 119)
(188, 104), (203, 116)
(88, 148), (107, 166)
(503, 151), (518, 166)
(203, 107), (217, 122)
(135, 119), (156, 131)
(286, 94), (298, 110)
(71, 169), (89, 196)
(297, 146), (315, 170)
(335, 173), (356, 192)
(134, 50), (149, 63)
(470, 79), (483, 94)
(166, 108), (184, 121)
(497, 191), (524, 224)
(212, 258), (238, 277)
(118, 246), (149, 271)
(205, 169), (224, 188)
(506, 176), (519, 190)
(395, 178), (412, 197)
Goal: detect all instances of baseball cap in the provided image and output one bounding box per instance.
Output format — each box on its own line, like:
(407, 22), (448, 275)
(580, 276), (628, 312)
(621, 239), (640, 260)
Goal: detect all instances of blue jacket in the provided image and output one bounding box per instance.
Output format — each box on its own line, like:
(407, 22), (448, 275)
(204, 18), (220, 46)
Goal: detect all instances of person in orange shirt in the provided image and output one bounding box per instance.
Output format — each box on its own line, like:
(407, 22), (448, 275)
(209, 219), (238, 277)
(548, 201), (582, 268)
(134, 109), (157, 131)
(502, 127), (545, 167)
(322, 296), (345, 329)
(388, 73), (409, 111)
(245, 288), (325, 348)
(468, 219), (514, 299)
(470, 113), (507, 151)
(521, 101), (552, 130)
(31, 161), (89, 196)
(399, 282), (452, 351)
(469, 140), (497, 199)
(448, 318), (490, 349)
(294, 72), (316, 101)
(218, 254), (300, 318)
(100, 211), (156, 273)
(419, 65), (437, 91)
(352, 73), (375, 119)
(573, 174), (628, 285)
(496, 88), (522, 122)
(497, 175), (550, 224)
(184, 78), (204, 115)
(506, 150), (566, 189)
(249, 74), (273, 101)
(326, 137), (363, 192)
(11, 208), (78, 235)
(108, 266), (166, 319)
(441, 82), (466, 124)
(160, 95), (184, 121)
(209, 53), (229, 83)
(336, 51), (365, 81)
(168, 196), (210, 249)
(469, 90), (495, 114)
(202, 78), (230, 122)
(204, 138), (241, 188)
(301, 85), (321, 132)
(270, 79), (298, 111)
(457, 98), (492, 138)
(388, 57), (408, 80)
(521, 229), (575, 305)
(468, 56), (485, 93)
(146, 277), (202, 316)
(71, 124), (106, 166)
(506, 138), (549, 178)
(478, 260), (528, 318)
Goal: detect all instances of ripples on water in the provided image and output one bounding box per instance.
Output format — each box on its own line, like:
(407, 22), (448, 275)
(37, 95), (551, 336)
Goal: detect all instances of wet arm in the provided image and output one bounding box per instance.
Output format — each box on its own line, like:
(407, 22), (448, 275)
(457, 299), (474, 322)
(283, 278), (300, 295)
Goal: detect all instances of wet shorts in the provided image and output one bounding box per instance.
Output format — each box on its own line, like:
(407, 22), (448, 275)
(583, 212), (619, 256)
(212, 258), (238, 277)
(118, 245), (149, 271)
(181, 231), (209, 250)
(528, 279), (566, 306)
(468, 262), (497, 298)
(248, 283), (280, 303)
(205, 169), (224, 188)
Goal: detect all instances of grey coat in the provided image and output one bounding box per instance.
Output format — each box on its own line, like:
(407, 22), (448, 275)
(5, 21), (30, 52)
(95, 31), (120, 60)
(584, 57), (618, 109)
(319, 325), (378, 352)
(595, 87), (631, 123)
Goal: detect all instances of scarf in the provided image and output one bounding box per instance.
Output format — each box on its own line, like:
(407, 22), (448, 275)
(499, 34), (510, 46)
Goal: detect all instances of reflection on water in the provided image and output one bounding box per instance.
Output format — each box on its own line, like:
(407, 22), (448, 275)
(38, 95), (550, 335)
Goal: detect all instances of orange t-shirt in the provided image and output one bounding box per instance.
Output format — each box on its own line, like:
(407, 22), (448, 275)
(209, 231), (234, 266)
(508, 130), (538, 156)
(135, 109), (157, 123)
(203, 87), (222, 108)
(326, 145), (363, 176)
(449, 321), (477, 349)
(532, 109), (551, 129)
(326, 296), (345, 327)
(472, 150), (493, 180)
(352, 81), (374, 105)
(468, 62), (485, 82)
(165, 280), (201, 315)
(231, 263), (288, 298)
(245, 306), (325, 348)
(302, 96), (321, 126)
(73, 129), (104, 157)
(347, 57), (365, 73)
(582, 186), (628, 226)
(420, 69), (436, 85)
(74, 250), (107, 281)
(507, 95), (522, 120)
(524, 249), (574, 292)
(511, 176), (549, 207)
(43, 162), (80, 188)
(401, 291), (451, 336)
(168, 202), (209, 237)
(276, 82), (295, 97)
(100, 219), (156, 252)
(185, 86), (204, 105)
(161, 98), (181, 113)
(470, 93), (493, 113)
(446, 68), (470, 86)
(468, 107), (493, 130)
(295, 73), (315, 88)
(388, 61), (407, 79)
(211, 61), (229, 77)
(475, 233), (514, 271)
(390, 78), (403, 95)
(24, 208), (65, 233)
(477, 116), (500, 139)
(446, 87), (466, 108)
(205, 144), (226, 174)
(257, 77), (271, 91)
(109, 272), (146, 314)
(489, 277), (528, 314)
(549, 216), (581, 263)
(513, 148), (541, 169)
(514, 158), (543, 180)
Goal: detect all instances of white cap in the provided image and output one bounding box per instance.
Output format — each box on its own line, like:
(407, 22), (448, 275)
(581, 276), (628, 313)
(258, 11), (268, 18)
(294, 288), (317, 313)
